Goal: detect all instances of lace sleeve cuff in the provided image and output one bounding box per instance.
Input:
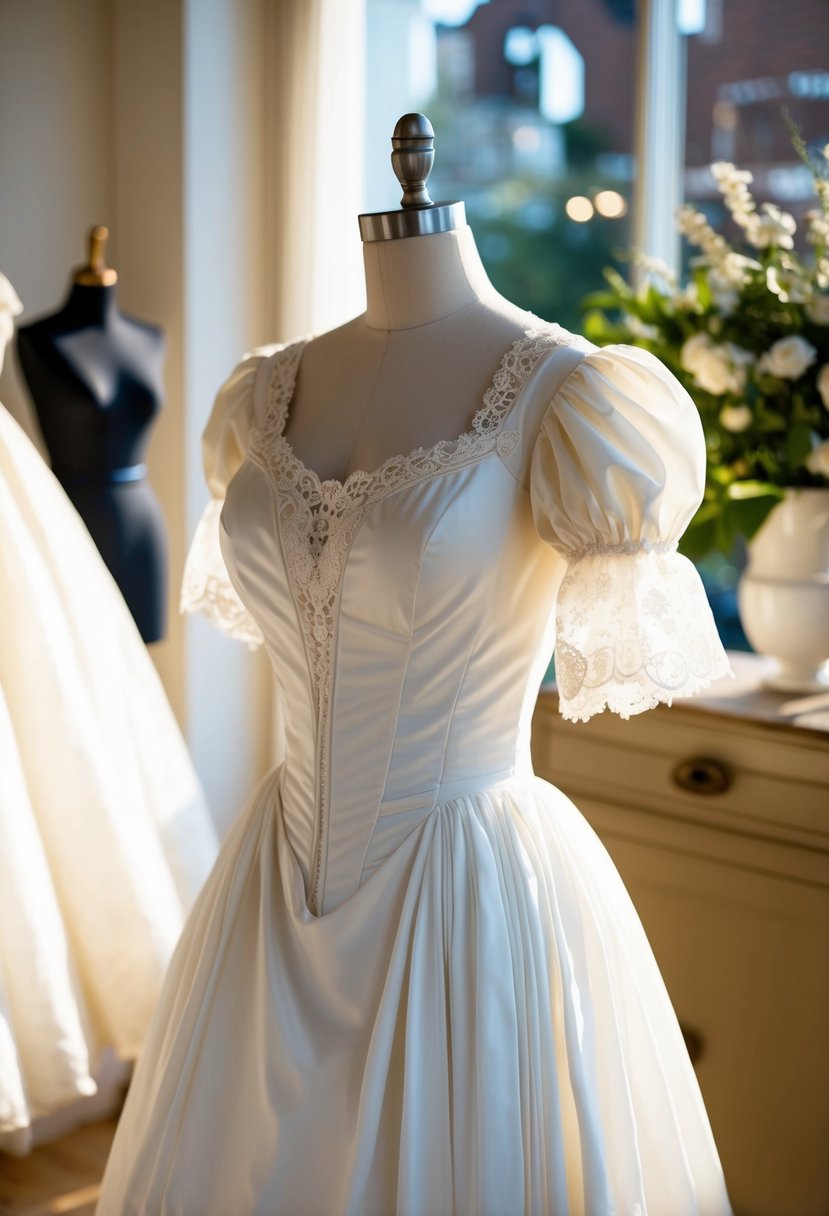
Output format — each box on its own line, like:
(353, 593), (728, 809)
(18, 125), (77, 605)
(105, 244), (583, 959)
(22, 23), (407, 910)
(180, 499), (264, 649)
(554, 545), (732, 722)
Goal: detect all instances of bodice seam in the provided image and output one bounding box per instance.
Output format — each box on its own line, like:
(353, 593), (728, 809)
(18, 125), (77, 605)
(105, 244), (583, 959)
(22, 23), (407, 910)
(434, 551), (507, 800)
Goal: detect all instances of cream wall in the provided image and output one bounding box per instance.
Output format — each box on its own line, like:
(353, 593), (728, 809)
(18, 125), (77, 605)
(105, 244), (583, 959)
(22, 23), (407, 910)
(0, 0), (273, 834)
(0, 0), (115, 443)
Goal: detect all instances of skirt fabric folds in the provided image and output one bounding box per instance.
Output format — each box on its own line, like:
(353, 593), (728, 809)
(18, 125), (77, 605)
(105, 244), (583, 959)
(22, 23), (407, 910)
(0, 405), (216, 1154)
(98, 770), (731, 1216)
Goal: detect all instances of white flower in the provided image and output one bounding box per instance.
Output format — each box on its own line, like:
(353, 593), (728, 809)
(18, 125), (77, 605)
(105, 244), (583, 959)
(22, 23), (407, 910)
(623, 313), (660, 341)
(746, 203), (796, 250)
(711, 162), (756, 224)
(806, 440), (829, 478)
(0, 272), (23, 374)
(806, 294), (829, 325)
(766, 265), (811, 303)
(680, 332), (753, 396)
(817, 364), (829, 410)
(675, 281), (700, 311)
(719, 404), (753, 432)
(757, 335), (818, 380)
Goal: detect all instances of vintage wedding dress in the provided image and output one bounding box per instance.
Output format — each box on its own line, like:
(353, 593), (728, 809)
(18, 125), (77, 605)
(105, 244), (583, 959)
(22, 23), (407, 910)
(98, 322), (733, 1215)
(0, 403), (218, 1155)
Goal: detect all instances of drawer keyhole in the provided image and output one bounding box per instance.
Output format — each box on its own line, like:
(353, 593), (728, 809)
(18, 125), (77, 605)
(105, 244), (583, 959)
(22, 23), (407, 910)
(672, 756), (732, 796)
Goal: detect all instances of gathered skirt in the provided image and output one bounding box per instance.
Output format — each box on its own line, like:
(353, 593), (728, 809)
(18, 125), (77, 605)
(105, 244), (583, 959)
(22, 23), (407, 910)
(97, 767), (732, 1215)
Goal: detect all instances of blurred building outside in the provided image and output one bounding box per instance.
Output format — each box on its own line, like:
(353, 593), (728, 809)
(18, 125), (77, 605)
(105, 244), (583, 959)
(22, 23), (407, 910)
(366, 0), (829, 652)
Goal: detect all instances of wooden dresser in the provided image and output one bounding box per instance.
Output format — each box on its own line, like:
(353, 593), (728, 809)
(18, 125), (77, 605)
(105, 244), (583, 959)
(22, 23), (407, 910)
(531, 653), (829, 1216)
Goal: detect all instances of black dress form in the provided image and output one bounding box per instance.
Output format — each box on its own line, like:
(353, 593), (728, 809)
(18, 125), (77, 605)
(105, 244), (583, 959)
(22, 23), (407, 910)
(17, 282), (168, 643)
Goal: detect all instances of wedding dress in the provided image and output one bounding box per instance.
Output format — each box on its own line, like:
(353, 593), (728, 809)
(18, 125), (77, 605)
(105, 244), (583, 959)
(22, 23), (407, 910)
(97, 321), (734, 1215)
(0, 400), (218, 1155)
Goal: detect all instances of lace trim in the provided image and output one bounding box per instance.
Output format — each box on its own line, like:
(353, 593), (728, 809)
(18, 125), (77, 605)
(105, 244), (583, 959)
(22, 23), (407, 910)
(180, 498), (264, 648)
(555, 548), (732, 723)
(248, 325), (573, 912)
(563, 538), (675, 563)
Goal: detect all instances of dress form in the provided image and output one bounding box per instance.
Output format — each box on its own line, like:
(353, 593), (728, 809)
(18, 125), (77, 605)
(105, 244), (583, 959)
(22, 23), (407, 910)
(16, 228), (168, 643)
(284, 116), (532, 485)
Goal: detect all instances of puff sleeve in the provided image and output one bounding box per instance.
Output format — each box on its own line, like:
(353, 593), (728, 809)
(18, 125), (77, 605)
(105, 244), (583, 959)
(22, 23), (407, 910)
(179, 347), (277, 647)
(530, 343), (732, 722)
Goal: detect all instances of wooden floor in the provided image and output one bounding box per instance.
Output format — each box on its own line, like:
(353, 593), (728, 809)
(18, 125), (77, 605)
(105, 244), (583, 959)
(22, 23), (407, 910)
(0, 1118), (116, 1216)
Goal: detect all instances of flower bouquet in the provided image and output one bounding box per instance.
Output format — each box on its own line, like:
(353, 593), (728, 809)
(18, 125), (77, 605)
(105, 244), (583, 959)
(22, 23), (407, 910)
(581, 117), (829, 560)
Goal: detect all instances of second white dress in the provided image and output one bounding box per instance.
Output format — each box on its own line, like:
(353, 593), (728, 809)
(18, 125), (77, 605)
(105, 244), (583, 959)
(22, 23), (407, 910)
(0, 400), (218, 1155)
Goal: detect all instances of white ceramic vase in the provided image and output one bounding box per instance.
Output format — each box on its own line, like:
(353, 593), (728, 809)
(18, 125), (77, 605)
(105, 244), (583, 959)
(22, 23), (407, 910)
(737, 487), (829, 691)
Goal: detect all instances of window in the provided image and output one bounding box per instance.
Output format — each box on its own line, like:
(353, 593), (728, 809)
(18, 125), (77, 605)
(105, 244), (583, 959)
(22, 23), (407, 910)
(366, 0), (638, 334)
(365, 0), (829, 654)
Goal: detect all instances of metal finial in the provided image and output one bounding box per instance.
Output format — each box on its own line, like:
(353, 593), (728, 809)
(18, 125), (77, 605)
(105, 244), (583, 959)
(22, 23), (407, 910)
(358, 113), (465, 243)
(391, 113), (435, 209)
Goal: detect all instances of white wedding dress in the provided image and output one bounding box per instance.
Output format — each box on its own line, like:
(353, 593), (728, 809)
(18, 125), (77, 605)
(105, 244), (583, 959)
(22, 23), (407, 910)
(98, 322), (734, 1215)
(0, 401), (218, 1155)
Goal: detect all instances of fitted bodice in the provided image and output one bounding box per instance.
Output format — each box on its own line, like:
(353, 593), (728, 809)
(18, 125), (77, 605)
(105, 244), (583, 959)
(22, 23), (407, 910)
(219, 330), (581, 915)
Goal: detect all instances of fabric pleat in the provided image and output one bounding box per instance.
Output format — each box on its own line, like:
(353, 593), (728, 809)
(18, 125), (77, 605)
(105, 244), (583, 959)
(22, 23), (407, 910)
(0, 405), (218, 1154)
(99, 773), (731, 1216)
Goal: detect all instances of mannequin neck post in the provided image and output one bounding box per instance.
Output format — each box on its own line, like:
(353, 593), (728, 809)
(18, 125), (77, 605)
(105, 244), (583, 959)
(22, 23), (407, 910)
(362, 226), (497, 331)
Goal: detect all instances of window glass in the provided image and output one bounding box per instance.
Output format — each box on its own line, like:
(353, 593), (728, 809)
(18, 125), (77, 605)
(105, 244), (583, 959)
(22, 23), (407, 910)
(365, 0), (829, 661)
(680, 0), (829, 649)
(366, 0), (639, 335)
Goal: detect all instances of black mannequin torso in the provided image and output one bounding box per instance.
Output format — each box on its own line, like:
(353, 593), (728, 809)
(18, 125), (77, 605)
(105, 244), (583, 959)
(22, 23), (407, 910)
(17, 282), (168, 643)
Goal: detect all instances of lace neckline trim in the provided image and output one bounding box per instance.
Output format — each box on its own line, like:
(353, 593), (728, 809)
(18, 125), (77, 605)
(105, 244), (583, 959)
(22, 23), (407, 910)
(250, 320), (570, 498)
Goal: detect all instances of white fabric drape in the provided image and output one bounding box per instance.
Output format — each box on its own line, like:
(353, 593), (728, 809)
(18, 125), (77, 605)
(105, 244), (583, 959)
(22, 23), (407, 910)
(0, 404), (218, 1155)
(265, 0), (366, 340)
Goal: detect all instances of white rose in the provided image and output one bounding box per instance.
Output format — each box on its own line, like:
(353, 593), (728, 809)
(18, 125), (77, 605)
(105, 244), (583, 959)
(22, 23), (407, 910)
(806, 294), (829, 325)
(719, 405), (753, 432)
(817, 364), (829, 410)
(680, 333), (752, 395)
(695, 346), (734, 395)
(681, 334), (730, 394)
(757, 335), (818, 380)
(806, 440), (829, 478)
(680, 332), (711, 373)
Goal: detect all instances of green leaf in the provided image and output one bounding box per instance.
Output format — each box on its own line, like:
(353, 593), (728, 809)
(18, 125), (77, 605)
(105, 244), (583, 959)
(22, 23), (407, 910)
(679, 513), (719, 560)
(692, 269), (712, 310)
(725, 481), (785, 502)
(724, 492), (781, 541)
(580, 290), (624, 311)
(785, 422), (813, 468)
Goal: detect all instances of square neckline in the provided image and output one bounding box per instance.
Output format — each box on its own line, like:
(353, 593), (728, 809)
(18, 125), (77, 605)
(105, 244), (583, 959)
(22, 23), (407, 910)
(255, 319), (571, 496)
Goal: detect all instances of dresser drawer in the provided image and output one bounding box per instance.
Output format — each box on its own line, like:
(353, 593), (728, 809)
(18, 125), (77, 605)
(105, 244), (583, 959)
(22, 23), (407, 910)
(533, 695), (829, 855)
(578, 796), (829, 1216)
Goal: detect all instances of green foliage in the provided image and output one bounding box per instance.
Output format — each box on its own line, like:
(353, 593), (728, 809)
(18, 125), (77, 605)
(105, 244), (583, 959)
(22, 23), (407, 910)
(582, 116), (829, 556)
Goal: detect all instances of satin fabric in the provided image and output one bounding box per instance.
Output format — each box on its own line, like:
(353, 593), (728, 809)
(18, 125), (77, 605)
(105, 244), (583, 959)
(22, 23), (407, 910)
(98, 326), (732, 1214)
(0, 405), (217, 1155)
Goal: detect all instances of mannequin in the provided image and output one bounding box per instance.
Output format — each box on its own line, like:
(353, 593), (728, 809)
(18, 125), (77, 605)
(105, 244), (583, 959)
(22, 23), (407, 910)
(17, 228), (168, 643)
(284, 115), (533, 483)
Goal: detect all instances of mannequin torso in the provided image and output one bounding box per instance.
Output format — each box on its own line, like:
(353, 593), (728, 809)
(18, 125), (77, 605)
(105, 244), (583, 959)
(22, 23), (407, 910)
(284, 226), (534, 484)
(17, 284), (168, 642)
